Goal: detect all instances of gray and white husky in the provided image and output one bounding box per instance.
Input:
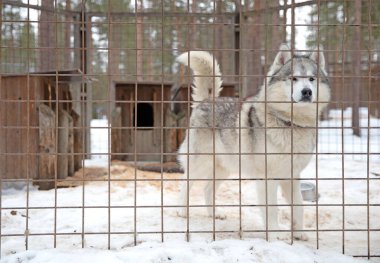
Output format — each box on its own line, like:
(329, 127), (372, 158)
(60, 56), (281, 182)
(176, 44), (330, 241)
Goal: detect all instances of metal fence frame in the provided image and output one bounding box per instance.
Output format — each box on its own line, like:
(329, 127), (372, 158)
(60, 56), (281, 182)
(0, 0), (379, 261)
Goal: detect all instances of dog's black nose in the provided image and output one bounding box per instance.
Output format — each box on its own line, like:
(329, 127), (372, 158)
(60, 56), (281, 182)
(301, 88), (312, 100)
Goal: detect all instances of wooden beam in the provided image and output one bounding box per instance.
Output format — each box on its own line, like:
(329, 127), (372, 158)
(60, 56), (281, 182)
(2, 0), (322, 18)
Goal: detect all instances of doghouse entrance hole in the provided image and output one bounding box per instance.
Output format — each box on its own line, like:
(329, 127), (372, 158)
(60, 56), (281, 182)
(133, 103), (154, 129)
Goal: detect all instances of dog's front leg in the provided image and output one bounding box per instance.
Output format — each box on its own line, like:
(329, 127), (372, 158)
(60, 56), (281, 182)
(280, 180), (308, 241)
(256, 180), (283, 240)
(177, 180), (194, 218)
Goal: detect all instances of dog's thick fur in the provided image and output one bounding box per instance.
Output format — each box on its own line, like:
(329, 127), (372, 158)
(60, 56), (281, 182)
(176, 45), (331, 241)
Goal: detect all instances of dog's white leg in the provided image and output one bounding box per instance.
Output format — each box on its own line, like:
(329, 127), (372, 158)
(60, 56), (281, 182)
(203, 167), (228, 219)
(177, 179), (194, 218)
(177, 155), (213, 218)
(257, 180), (283, 240)
(280, 180), (308, 241)
(204, 180), (224, 218)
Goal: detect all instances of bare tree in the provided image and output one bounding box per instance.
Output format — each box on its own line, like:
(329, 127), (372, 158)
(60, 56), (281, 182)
(0, 4), (2, 65)
(38, 0), (56, 71)
(136, 0), (144, 81)
(190, 0), (198, 47)
(270, 0), (283, 54)
(241, 0), (263, 97)
(351, 0), (361, 136)
(214, 1), (224, 62)
(64, 0), (72, 69)
(251, 0), (263, 95)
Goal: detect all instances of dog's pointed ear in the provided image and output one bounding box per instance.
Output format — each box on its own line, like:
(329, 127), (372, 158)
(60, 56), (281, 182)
(273, 43), (291, 67)
(309, 45), (326, 71)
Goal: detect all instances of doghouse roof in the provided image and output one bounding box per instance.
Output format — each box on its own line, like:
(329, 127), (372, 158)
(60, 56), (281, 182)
(113, 81), (237, 88)
(114, 81), (173, 87)
(1, 69), (93, 83)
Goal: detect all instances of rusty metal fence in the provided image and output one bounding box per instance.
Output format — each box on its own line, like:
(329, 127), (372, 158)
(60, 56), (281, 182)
(0, 0), (379, 261)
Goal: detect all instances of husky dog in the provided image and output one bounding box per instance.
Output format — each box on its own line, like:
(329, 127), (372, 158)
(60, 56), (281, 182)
(176, 44), (330, 241)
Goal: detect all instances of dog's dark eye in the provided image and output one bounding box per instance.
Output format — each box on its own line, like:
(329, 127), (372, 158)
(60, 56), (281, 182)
(309, 77), (315, 81)
(290, 77), (297, 81)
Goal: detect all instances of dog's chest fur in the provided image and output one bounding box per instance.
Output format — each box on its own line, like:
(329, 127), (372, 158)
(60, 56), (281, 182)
(245, 106), (316, 176)
(189, 98), (317, 177)
(263, 120), (316, 154)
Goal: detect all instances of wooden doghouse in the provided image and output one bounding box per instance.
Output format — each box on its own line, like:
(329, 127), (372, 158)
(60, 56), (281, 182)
(111, 81), (237, 162)
(0, 70), (89, 190)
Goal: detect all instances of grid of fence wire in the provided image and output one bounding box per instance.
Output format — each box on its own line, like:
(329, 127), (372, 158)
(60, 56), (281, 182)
(0, 0), (379, 261)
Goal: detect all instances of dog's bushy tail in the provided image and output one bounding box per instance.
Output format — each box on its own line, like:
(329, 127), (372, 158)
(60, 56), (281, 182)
(176, 51), (223, 102)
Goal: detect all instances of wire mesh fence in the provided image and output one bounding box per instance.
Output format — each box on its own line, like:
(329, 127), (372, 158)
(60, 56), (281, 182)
(0, 0), (379, 261)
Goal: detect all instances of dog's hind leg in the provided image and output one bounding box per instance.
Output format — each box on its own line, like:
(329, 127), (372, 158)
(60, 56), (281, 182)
(177, 157), (212, 218)
(204, 166), (229, 219)
(280, 180), (308, 241)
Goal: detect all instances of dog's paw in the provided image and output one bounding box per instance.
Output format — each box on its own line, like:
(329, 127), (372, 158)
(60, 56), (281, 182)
(207, 209), (227, 220)
(214, 213), (227, 220)
(268, 232), (308, 242)
(293, 232), (309, 241)
(268, 232), (291, 242)
(176, 209), (188, 218)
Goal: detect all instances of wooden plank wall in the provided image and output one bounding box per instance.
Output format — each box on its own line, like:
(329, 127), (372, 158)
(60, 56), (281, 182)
(0, 76), (41, 181)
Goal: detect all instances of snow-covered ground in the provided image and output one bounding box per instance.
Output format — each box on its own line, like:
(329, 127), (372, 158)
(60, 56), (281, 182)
(0, 239), (369, 263)
(1, 108), (379, 262)
(319, 108), (380, 163)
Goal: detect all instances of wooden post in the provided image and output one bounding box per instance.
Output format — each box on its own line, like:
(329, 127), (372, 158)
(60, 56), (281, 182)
(57, 109), (71, 180)
(164, 110), (179, 163)
(111, 107), (122, 160)
(68, 113), (75, 176)
(73, 112), (83, 171)
(38, 104), (56, 190)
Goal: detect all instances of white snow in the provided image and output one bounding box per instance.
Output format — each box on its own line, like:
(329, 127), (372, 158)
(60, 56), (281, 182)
(0, 239), (369, 263)
(1, 108), (379, 262)
(85, 119), (111, 168)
